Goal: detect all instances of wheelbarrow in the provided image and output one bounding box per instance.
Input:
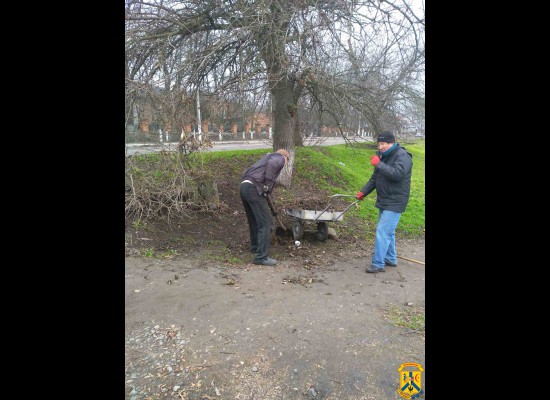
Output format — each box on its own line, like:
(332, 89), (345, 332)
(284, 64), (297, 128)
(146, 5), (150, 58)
(284, 194), (359, 241)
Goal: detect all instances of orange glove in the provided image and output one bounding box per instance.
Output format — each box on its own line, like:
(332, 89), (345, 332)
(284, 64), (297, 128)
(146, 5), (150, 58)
(355, 191), (365, 200)
(370, 155), (380, 167)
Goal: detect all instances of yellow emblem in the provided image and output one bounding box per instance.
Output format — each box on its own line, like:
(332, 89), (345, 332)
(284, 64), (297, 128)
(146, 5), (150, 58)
(397, 362), (424, 399)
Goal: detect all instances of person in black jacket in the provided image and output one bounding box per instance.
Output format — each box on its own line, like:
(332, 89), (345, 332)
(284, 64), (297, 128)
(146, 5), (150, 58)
(355, 131), (413, 273)
(240, 149), (290, 266)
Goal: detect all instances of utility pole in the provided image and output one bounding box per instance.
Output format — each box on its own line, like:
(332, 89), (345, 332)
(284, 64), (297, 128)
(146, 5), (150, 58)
(196, 89), (202, 142)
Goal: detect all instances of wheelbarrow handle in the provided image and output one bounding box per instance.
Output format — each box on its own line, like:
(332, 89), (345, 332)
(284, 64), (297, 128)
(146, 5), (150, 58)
(315, 196), (359, 221)
(334, 199), (360, 220)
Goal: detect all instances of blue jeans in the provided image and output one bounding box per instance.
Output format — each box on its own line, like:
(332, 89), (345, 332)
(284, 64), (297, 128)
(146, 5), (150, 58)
(371, 209), (402, 269)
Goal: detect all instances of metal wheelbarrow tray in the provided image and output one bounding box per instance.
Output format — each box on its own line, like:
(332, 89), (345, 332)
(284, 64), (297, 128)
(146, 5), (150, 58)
(284, 195), (359, 241)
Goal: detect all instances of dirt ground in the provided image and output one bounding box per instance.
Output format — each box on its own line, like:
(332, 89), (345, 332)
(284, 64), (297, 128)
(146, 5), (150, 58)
(125, 154), (425, 399)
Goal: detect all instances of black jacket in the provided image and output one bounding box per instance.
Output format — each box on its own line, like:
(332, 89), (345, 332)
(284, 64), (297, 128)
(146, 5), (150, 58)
(242, 152), (286, 195)
(360, 144), (413, 213)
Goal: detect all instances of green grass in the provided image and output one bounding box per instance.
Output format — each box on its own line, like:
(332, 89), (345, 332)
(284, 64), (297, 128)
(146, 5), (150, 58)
(204, 240), (244, 264)
(138, 247), (179, 258)
(307, 141), (425, 238)
(385, 304), (425, 332)
(140, 248), (155, 257)
(290, 140), (424, 238)
(132, 220), (144, 230)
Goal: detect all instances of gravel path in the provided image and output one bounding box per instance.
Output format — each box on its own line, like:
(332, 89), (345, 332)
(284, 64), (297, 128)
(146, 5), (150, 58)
(125, 238), (425, 399)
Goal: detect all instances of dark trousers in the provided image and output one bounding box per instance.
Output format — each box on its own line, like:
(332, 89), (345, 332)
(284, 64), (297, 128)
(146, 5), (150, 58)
(240, 182), (272, 261)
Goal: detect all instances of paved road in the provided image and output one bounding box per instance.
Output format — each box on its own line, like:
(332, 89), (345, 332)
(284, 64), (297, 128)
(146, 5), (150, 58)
(125, 136), (374, 156)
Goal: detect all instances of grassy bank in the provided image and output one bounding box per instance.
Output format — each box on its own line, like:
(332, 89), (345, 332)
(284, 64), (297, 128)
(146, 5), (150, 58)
(191, 139), (425, 239)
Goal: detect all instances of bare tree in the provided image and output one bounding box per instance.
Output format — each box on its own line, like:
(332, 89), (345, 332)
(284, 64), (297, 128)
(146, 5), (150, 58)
(125, 0), (424, 186)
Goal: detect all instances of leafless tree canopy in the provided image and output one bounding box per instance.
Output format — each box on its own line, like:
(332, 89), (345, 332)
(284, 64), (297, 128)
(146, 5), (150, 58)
(125, 0), (425, 185)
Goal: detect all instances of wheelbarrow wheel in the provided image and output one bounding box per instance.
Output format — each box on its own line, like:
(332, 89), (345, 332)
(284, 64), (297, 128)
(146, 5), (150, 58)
(292, 220), (304, 240)
(316, 222), (328, 242)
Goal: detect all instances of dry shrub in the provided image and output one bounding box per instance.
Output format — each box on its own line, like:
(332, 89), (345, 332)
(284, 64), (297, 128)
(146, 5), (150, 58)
(125, 150), (220, 224)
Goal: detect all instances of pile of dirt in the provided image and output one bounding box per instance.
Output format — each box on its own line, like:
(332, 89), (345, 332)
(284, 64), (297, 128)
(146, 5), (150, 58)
(124, 154), (371, 268)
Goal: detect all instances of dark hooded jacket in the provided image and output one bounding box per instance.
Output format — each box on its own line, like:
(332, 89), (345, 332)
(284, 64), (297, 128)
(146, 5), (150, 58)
(360, 143), (413, 213)
(242, 152), (286, 196)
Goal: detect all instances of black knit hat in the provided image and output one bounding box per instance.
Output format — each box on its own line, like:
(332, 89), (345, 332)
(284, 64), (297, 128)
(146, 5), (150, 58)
(377, 131), (395, 143)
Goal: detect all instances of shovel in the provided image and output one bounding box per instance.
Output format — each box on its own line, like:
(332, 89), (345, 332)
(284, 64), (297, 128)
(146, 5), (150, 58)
(266, 194), (288, 236)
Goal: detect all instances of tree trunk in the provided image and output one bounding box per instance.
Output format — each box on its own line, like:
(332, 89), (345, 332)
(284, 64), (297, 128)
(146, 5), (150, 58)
(258, 4), (306, 188)
(272, 79), (296, 188)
